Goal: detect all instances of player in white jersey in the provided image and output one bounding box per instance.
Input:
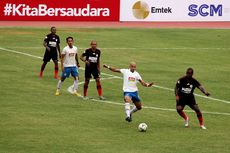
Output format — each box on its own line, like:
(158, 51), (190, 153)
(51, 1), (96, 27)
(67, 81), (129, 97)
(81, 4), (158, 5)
(55, 37), (80, 96)
(103, 62), (153, 122)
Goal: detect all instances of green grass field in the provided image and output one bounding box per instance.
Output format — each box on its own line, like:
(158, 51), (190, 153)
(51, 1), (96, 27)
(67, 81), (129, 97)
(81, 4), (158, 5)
(0, 27), (230, 153)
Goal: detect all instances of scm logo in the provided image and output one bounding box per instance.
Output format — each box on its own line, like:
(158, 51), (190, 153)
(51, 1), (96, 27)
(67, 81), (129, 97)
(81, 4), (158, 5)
(188, 4), (223, 17)
(132, 1), (150, 19)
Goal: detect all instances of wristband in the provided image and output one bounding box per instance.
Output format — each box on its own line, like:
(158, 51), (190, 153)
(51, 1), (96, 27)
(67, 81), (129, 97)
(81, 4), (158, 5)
(108, 66), (110, 69)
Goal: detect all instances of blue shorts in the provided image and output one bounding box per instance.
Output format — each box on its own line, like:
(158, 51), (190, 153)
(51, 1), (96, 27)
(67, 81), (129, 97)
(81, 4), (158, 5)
(61, 67), (79, 78)
(124, 91), (141, 103)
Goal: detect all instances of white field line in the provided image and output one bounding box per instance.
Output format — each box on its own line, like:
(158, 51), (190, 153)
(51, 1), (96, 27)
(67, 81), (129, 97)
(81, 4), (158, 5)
(1, 47), (230, 105)
(6, 46), (230, 50)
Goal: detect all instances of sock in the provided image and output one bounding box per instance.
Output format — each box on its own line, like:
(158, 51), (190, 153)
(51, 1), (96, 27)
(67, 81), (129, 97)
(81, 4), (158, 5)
(57, 80), (62, 90)
(40, 63), (47, 76)
(130, 105), (138, 114)
(125, 103), (131, 118)
(54, 65), (58, 77)
(177, 110), (188, 120)
(96, 81), (102, 97)
(196, 111), (204, 126)
(73, 79), (78, 92)
(84, 81), (89, 97)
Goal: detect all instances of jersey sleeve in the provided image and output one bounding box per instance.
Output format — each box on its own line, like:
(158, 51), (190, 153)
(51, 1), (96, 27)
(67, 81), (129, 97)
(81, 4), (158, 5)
(194, 79), (201, 87)
(120, 69), (126, 74)
(136, 73), (142, 81)
(61, 47), (66, 55)
(82, 50), (88, 56)
(57, 36), (60, 45)
(44, 35), (48, 43)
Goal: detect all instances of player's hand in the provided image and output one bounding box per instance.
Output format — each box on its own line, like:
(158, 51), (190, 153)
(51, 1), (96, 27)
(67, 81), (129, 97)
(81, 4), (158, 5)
(85, 60), (90, 66)
(176, 95), (180, 102)
(103, 64), (109, 69)
(61, 66), (64, 72)
(46, 46), (51, 51)
(77, 63), (80, 68)
(147, 82), (154, 87)
(205, 92), (210, 96)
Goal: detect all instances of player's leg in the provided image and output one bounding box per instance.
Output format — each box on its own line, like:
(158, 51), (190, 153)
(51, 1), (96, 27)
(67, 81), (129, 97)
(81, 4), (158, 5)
(55, 67), (69, 95)
(53, 60), (59, 79)
(176, 101), (189, 127)
(130, 92), (142, 115)
(83, 67), (91, 99)
(40, 51), (51, 77)
(93, 68), (105, 100)
(189, 104), (206, 129)
(52, 51), (59, 79)
(71, 67), (81, 96)
(124, 93), (133, 122)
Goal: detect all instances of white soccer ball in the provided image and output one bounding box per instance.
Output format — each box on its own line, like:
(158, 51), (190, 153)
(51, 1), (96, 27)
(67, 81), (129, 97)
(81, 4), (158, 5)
(138, 123), (148, 132)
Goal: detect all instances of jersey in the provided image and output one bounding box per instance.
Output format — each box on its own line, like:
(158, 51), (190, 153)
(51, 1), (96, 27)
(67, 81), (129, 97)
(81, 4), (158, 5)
(62, 45), (78, 67)
(44, 33), (60, 50)
(176, 76), (201, 98)
(82, 48), (100, 68)
(120, 69), (142, 92)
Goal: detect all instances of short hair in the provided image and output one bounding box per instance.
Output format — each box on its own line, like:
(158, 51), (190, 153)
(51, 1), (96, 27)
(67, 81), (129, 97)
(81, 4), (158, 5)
(50, 26), (56, 30)
(186, 67), (194, 73)
(66, 36), (74, 42)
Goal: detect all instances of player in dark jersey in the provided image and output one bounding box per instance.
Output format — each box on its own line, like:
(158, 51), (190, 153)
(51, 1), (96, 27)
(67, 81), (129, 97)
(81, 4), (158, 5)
(175, 68), (210, 129)
(39, 27), (61, 79)
(80, 40), (105, 100)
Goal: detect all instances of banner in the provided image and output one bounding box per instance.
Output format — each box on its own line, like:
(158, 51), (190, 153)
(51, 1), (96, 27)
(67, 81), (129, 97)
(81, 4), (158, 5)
(0, 0), (120, 21)
(120, 0), (230, 21)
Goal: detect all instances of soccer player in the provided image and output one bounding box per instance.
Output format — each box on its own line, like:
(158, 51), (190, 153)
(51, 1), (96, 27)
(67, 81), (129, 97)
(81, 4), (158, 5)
(55, 36), (80, 96)
(175, 68), (210, 129)
(39, 27), (61, 79)
(80, 40), (105, 100)
(103, 62), (153, 122)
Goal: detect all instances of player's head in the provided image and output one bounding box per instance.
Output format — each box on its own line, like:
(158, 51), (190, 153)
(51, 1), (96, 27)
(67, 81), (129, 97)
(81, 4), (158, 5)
(50, 27), (56, 34)
(186, 67), (194, 78)
(90, 40), (97, 50)
(66, 36), (74, 48)
(129, 61), (137, 72)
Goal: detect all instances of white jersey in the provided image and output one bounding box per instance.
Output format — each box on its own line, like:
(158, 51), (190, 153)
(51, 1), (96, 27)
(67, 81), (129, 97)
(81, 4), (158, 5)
(62, 45), (78, 67)
(120, 69), (142, 92)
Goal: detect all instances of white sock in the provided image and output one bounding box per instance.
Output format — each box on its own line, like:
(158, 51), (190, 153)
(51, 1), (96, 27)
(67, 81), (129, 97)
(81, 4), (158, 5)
(125, 103), (131, 118)
(73, 79), (78, 92)
(57, 80), (62, 90)
(130, 105), (138, 114)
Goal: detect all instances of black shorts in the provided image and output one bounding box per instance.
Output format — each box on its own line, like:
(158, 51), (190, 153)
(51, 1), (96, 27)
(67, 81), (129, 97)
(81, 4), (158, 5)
(85, 66), (99, 79)
(43, 49), (58, 62)
(176, 95), (197, 107)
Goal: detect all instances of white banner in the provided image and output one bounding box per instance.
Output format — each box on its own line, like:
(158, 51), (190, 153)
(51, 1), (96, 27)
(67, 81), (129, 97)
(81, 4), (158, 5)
(120, 0), (230, 21)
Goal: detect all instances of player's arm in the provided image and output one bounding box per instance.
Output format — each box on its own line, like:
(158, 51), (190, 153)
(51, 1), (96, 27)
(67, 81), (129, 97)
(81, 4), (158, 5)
(43, 40), (50, 51)
(61, 54), (65, 72)
(75, 54), (80, 67)
(80, 52), (90, 66)
(139, 79), (153, 87)
(97, 56), (101, 74)
(198, 85), (210, 96)
(103, 64), (121, 73)
(57, 44), (61, 59)
(175, 81), (180, 102)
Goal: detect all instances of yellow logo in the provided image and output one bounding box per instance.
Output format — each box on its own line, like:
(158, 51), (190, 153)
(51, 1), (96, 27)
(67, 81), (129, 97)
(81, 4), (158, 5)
(132, 1), (150, 19)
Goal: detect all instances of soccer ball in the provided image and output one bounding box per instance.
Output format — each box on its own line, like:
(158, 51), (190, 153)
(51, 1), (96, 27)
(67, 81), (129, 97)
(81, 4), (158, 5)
(138, 123), (148, 132)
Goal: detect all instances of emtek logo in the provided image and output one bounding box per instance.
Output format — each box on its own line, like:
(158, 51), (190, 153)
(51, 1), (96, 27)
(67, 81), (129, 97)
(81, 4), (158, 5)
(188, 4), (222, 17)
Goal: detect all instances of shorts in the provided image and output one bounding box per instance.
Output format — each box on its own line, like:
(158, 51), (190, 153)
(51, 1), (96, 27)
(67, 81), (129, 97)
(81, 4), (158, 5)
(176, 95), (197, 107)
(85, 66), (99, 79)
(61, 67), (79, 79)
(43, 49), (58, 62)
(124, 91), (141, 103)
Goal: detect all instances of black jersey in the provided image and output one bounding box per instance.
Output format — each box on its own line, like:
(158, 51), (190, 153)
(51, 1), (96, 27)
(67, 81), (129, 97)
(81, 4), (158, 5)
(176, 76), (201, 97)
(44, 33), (60, 50)
(82, 48), (101, 67)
